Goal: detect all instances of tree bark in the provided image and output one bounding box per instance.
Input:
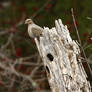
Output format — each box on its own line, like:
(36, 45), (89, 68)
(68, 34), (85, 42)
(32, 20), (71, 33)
(34, 19), (91, 92)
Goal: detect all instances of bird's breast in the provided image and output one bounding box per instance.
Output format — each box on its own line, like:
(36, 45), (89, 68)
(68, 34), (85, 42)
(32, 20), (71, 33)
(28, 27), (34, 38)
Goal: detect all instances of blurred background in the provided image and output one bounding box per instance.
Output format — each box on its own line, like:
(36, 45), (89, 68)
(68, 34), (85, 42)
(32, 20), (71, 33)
(0, 0), (92, 92)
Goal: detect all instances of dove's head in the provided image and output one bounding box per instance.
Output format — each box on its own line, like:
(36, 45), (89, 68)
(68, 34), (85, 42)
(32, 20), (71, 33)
(25, 19), (34, 24)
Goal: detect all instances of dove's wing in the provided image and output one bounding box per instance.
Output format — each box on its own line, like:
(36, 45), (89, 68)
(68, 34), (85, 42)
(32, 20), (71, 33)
(32, 26), (43, 37)
(28, 24), (43, 38)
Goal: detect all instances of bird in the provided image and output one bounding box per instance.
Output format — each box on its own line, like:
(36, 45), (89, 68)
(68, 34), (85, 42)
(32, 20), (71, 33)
(25, 19), (44, 38)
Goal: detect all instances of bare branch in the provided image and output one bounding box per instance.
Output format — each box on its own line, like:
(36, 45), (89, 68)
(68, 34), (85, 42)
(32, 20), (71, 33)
(71, 8), (92, 76)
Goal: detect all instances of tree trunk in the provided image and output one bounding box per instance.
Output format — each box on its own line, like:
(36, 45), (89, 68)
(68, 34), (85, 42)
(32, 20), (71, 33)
(34, 19), (91, 92)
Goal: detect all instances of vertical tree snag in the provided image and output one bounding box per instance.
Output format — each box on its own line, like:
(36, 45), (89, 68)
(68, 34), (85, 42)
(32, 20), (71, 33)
(34, 19), (91, 92)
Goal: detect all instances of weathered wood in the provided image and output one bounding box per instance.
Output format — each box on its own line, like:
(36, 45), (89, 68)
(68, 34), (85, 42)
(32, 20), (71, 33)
(34, 19), (91, 92)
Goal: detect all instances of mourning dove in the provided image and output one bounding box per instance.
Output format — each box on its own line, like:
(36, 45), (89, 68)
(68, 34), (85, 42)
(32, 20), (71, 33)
(25, 19), (43, 38)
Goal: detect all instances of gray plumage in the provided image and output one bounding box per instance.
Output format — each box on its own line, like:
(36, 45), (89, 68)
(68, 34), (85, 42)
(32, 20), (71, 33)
(25, 19), (43, 38)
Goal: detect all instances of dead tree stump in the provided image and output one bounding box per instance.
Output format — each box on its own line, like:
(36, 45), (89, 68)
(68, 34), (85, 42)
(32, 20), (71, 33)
(34, 19), (91, 92)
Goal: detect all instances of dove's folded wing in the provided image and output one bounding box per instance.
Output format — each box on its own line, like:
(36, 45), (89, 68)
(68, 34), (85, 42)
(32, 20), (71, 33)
(32, 27), (43, 37)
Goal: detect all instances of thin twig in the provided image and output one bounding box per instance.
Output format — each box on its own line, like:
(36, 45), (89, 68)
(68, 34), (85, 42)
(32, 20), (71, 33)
(87, 17), (92, 20)
(1, 33), (13, 50)
(84, 44), (92, 50)
(71, 8), (92, 76)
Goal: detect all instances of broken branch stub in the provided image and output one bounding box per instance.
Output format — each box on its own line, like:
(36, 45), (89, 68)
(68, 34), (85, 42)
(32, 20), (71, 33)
(34, 19), (91, 92)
